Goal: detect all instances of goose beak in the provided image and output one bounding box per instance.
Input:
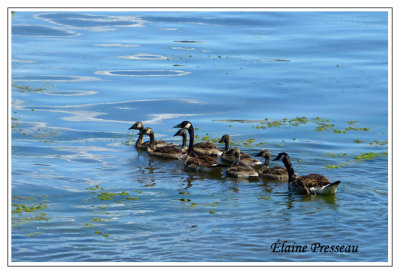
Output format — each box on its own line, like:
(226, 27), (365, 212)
(218, 138), (223, 143)
(173, 131), (180, 137)
(173, 124), (181, 128)
(255, 151), (263, 157)
(272, 156), (279, 161)
(129, 125), (135, 130)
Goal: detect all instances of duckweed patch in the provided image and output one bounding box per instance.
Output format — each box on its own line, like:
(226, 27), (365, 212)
(93, 217), (109, 222)
(354, 152), (387, 162)
(25, 232), (41, 237)
(95, 231), (109, 237)
(12, 203), (47, 214)
(322, 153), (348, 158)
(324, 163), (351, 169)
(85, 223), (94, 229)
(210, 201), (219, 207)
(345, 126), (370, 131)
(12, 197), (50, 227)
(12, 84), (46, 92)
(373, 189), (387, 196)
(369, 140), (388, 146)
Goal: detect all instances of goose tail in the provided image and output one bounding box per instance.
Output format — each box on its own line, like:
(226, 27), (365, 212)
(315, 181), (341, 195)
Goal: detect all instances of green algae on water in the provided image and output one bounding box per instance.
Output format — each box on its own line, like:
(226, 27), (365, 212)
(354, 152), (387, 161)
(95, 231), (109, 237)
(25, 232), (41, 237)
(322, 152), (348, 158)
(369, 140), (388, 146)
(12, 84), (45, 93)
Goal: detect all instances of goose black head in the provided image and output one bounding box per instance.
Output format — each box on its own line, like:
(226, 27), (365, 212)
(219, 134), (230, 143)
(129, 121), (144, 130)
(273, 152), (290, 161)
(173, 121), (192, 129)
(173, 129), (187, 137)
(255, 149), (270, 158)
(141, 127), (153, 136)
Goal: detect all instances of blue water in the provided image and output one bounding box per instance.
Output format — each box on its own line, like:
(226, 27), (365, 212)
(11, 11), (388, 263)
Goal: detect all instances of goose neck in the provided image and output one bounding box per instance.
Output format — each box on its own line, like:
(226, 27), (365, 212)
(282, 156), (296, 182)
(136, 132), (144, 147)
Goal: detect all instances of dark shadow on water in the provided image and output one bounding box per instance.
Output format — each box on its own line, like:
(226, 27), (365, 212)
(284, 192), (338, 209)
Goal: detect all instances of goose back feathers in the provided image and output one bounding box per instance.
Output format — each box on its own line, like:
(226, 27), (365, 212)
(226, 148), (258, 178)
(142, 128), (185, 159)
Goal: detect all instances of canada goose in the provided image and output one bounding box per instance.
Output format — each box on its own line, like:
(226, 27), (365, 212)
(255, 150), (288, 181)
(142, 127), (186, 160)
(129, 121), (144, 131)
(226, 148), (258, 178)
(173, 121), (220, 170)
(273, 152), (341, 195)
(172, 121), (221, 157)
(129, 121), (168, 148)
(173, 128), (188, 153)
(219, 135), (262, 166)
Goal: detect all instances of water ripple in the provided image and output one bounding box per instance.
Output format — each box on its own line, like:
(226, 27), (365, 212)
(12, 24), (79, 37)
(94, 70), (191, 77)
(35, 13), (145, 31)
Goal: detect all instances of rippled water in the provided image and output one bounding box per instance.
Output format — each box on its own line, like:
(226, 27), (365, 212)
(11, 10), (389, 263)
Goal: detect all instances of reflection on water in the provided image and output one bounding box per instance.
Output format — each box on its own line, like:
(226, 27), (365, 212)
(12, 24), (79, 37)
(11, 10), (388, 263)
(35, 13), (145, 30)
(119, 54), (168, 60)
(12, 75), (99, 82)
(95, 69), (191, 77)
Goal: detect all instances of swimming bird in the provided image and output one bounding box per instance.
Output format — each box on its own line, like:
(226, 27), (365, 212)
(226, 148), (258, 178)
(255, 150), (288, 181)
(173, 128), (188, 153)
(142, 127), (186, 159)
(172, 121), (221, 157)
(273, 152), (340, 195)
(219, 135), (262, 166)
(129, 121), (168, 148)
(173, 121), (220, 171)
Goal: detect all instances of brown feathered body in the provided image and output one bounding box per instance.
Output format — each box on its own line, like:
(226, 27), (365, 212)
(226, 148), (258, 178)
(222, 150), (262, 167)
(258, 165), (289, 181)
(219, 135), (261, 166)
(193, 142), (222, 157)
(142, 128), (186, 159)
(289, 174), (331, 194)
(185, 152), (220, 170)
(147, 144), (186, 160)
